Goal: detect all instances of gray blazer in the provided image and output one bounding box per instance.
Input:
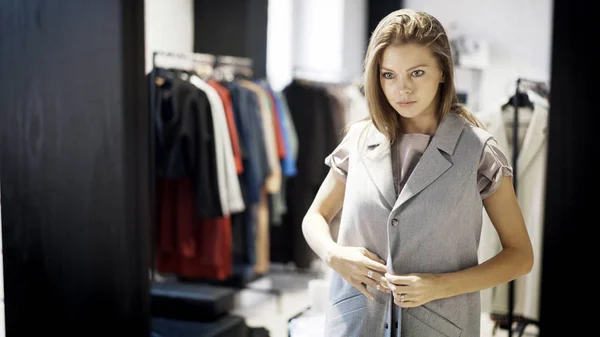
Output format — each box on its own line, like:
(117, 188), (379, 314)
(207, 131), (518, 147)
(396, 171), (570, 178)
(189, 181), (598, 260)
(324, 113), (494, 337)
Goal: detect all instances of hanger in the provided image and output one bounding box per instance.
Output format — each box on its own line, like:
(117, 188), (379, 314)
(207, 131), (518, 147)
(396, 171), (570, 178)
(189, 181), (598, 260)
(502, 91), (534, 110)
(212, 55), (254, 82)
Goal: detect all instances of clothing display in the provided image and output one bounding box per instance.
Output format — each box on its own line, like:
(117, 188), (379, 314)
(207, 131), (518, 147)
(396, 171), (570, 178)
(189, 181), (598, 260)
(150, 66), (298, 280)
(477, 89), (549, 321)
(151, 68), (369, 276)
(271, 79), (369, 268)
(322, 113), (512, 337)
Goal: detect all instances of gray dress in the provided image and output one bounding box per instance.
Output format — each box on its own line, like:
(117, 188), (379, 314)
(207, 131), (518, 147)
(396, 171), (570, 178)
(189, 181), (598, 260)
(324, 113), (512, 337)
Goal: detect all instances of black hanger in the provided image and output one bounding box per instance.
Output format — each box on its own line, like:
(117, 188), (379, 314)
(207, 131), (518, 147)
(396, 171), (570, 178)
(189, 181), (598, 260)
(502, 92), (534, 110)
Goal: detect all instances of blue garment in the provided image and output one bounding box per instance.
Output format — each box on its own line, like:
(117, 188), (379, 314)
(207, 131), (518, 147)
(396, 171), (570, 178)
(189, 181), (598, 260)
(224, 82), (269, 204)
(224, 81), (270, 266)
(256, 81), (298, 177)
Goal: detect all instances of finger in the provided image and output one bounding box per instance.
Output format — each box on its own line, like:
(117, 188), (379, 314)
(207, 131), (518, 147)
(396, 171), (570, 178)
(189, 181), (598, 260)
(375, 283), (391, 293)
(357, 275), (389, 293)
(385, 273), (411, 286)
(392, 291), (409, 301)
(360, 248), (387, 265)
(364, 268), (387, 285)
(392, 292), (416, 307)
(356, 275), (379, 289)
(389, 284), (410, 296)
(394, 298), (418, 308)
(350, 279), (375, 301)
(362, 257), (388, 273)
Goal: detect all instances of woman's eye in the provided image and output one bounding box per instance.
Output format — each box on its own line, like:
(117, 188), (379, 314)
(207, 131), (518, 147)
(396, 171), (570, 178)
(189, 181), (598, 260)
(382, 72), (394, 79)
(412, 70), (425, 77)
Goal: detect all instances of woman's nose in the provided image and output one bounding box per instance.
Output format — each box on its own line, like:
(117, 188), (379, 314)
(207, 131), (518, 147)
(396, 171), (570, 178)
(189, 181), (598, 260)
(397, 84), (412, 95)
(396, 78), (412, 95)
(398, 87), (412, 95)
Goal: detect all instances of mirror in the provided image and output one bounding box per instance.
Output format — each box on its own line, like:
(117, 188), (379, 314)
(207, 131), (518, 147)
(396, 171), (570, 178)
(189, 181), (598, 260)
(145, 1), (553, 336)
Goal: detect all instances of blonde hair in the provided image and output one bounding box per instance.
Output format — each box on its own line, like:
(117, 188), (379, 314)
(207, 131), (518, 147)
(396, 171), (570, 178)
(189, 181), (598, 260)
(360, 9), (483, 142)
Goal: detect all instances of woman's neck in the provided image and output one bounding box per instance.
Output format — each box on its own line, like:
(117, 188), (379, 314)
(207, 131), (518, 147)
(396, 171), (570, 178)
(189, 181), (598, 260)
(400, 114), (438, 135)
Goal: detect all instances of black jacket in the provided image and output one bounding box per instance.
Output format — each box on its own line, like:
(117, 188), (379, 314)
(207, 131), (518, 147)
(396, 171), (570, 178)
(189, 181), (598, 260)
(152, 70), (223, 217)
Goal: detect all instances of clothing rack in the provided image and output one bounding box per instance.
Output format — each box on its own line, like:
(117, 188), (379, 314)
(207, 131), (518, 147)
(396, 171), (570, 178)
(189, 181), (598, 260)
(216, 54), (253, 68)
(153, 50), (216, 66)
(149, 50), (283, 310)
(506, 77), (545, 337)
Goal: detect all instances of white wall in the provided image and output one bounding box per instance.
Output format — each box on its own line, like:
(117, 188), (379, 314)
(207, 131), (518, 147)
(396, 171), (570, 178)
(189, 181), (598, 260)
(267, 0), (367, 90)
(341, 0), (367, 82)
(266, 0), (294, 90)
(144, 0), (194, 73)
(404, 0), (554, 110)
(292, 0), (346, 82)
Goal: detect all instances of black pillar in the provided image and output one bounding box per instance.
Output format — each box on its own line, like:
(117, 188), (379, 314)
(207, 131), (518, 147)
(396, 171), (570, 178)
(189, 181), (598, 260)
(540, 0), (594, 335)
(368, 0), (404, 36)
(0, 0), (150, 335)
(193, 0), (268, 78)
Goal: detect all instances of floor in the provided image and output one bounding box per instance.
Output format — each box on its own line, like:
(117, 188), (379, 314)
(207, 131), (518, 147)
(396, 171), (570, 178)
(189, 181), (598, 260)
(232, 262), (539, 337)
(229, 264), (319, 337)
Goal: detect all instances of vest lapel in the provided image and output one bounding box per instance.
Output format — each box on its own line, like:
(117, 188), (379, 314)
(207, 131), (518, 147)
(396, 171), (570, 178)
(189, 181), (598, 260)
(361, 126), (396, 209)
(394, 113), (466, 210)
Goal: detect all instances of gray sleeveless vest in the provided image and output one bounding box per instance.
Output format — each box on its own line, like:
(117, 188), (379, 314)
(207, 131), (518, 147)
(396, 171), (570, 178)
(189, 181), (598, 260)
(325, 113), (493, 337)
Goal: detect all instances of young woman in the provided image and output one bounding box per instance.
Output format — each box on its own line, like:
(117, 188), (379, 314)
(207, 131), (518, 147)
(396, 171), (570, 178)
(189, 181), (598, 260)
(302, 9), (534, 337)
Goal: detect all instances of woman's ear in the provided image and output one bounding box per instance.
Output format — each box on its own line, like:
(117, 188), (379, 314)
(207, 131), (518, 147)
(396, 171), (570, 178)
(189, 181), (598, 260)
(440, 72), (445, 83)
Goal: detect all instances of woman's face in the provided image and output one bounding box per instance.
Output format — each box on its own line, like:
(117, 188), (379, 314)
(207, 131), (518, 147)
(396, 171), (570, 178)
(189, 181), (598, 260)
(379, 43), (444, 122)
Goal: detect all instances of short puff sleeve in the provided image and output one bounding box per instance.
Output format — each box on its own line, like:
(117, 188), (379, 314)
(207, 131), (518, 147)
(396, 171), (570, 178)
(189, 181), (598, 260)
(478, 139), (513, 199)
(324, 123), (364, 183)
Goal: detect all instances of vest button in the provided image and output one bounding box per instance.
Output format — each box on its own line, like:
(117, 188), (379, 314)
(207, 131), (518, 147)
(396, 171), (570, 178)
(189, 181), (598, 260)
(391, 218), (399, 227)
(385, 323), (389, 329)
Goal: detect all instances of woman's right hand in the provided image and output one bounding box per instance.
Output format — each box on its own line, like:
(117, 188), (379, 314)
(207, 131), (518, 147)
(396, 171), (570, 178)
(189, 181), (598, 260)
(326, 245), (391, 300)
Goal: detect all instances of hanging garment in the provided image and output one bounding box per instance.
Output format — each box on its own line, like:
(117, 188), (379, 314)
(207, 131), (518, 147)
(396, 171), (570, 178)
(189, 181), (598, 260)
(281, 80), (339, 268)
(271, 90), (299, 228)
(263, 84), (287, 161)
(190, 75), (245, 215)
(477, 91), (549, 321)
(278, 92), (299, 166)
(271, 90), (297, 177)
(323, 113), (507, 337)
(284, 80), (338, 185)
(236, 79), (281, 274)
(156, 177), (232, 280)
(152, 71), (222, 218)
(254, 82), (288, 227)
(238, 79), (282, 194)
(206, 80), (252, 267)
(267, 89), (299, 263)
(224, 81), (270, 266)
(231, 174), (255, 266)
(224, 81), (270, 205)
(257, 80), (296, 176)
(207, 80), (244, 175)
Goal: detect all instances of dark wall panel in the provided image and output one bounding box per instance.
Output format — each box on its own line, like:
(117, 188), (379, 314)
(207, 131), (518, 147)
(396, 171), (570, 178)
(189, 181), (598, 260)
(368, 0), (403, 37)
(0, 0), (149, 335)
(194, 0), (268, 78)
(539, 1), (594, 335)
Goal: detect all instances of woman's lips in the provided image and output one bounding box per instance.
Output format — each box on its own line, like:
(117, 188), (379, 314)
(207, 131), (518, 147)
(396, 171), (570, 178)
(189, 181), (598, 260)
(397, 101), (416, 107)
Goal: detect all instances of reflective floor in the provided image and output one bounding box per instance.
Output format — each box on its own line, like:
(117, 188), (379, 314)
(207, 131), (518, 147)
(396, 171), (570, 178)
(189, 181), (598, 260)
(235, 263), (539, 337)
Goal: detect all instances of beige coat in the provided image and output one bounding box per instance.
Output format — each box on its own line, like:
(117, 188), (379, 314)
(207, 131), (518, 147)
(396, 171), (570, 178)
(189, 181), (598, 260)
(477, 91), (549, 321)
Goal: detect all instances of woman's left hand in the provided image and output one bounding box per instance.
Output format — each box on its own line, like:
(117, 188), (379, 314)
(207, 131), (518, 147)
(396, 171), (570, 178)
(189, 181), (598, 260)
(385, 273), (445, 308)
